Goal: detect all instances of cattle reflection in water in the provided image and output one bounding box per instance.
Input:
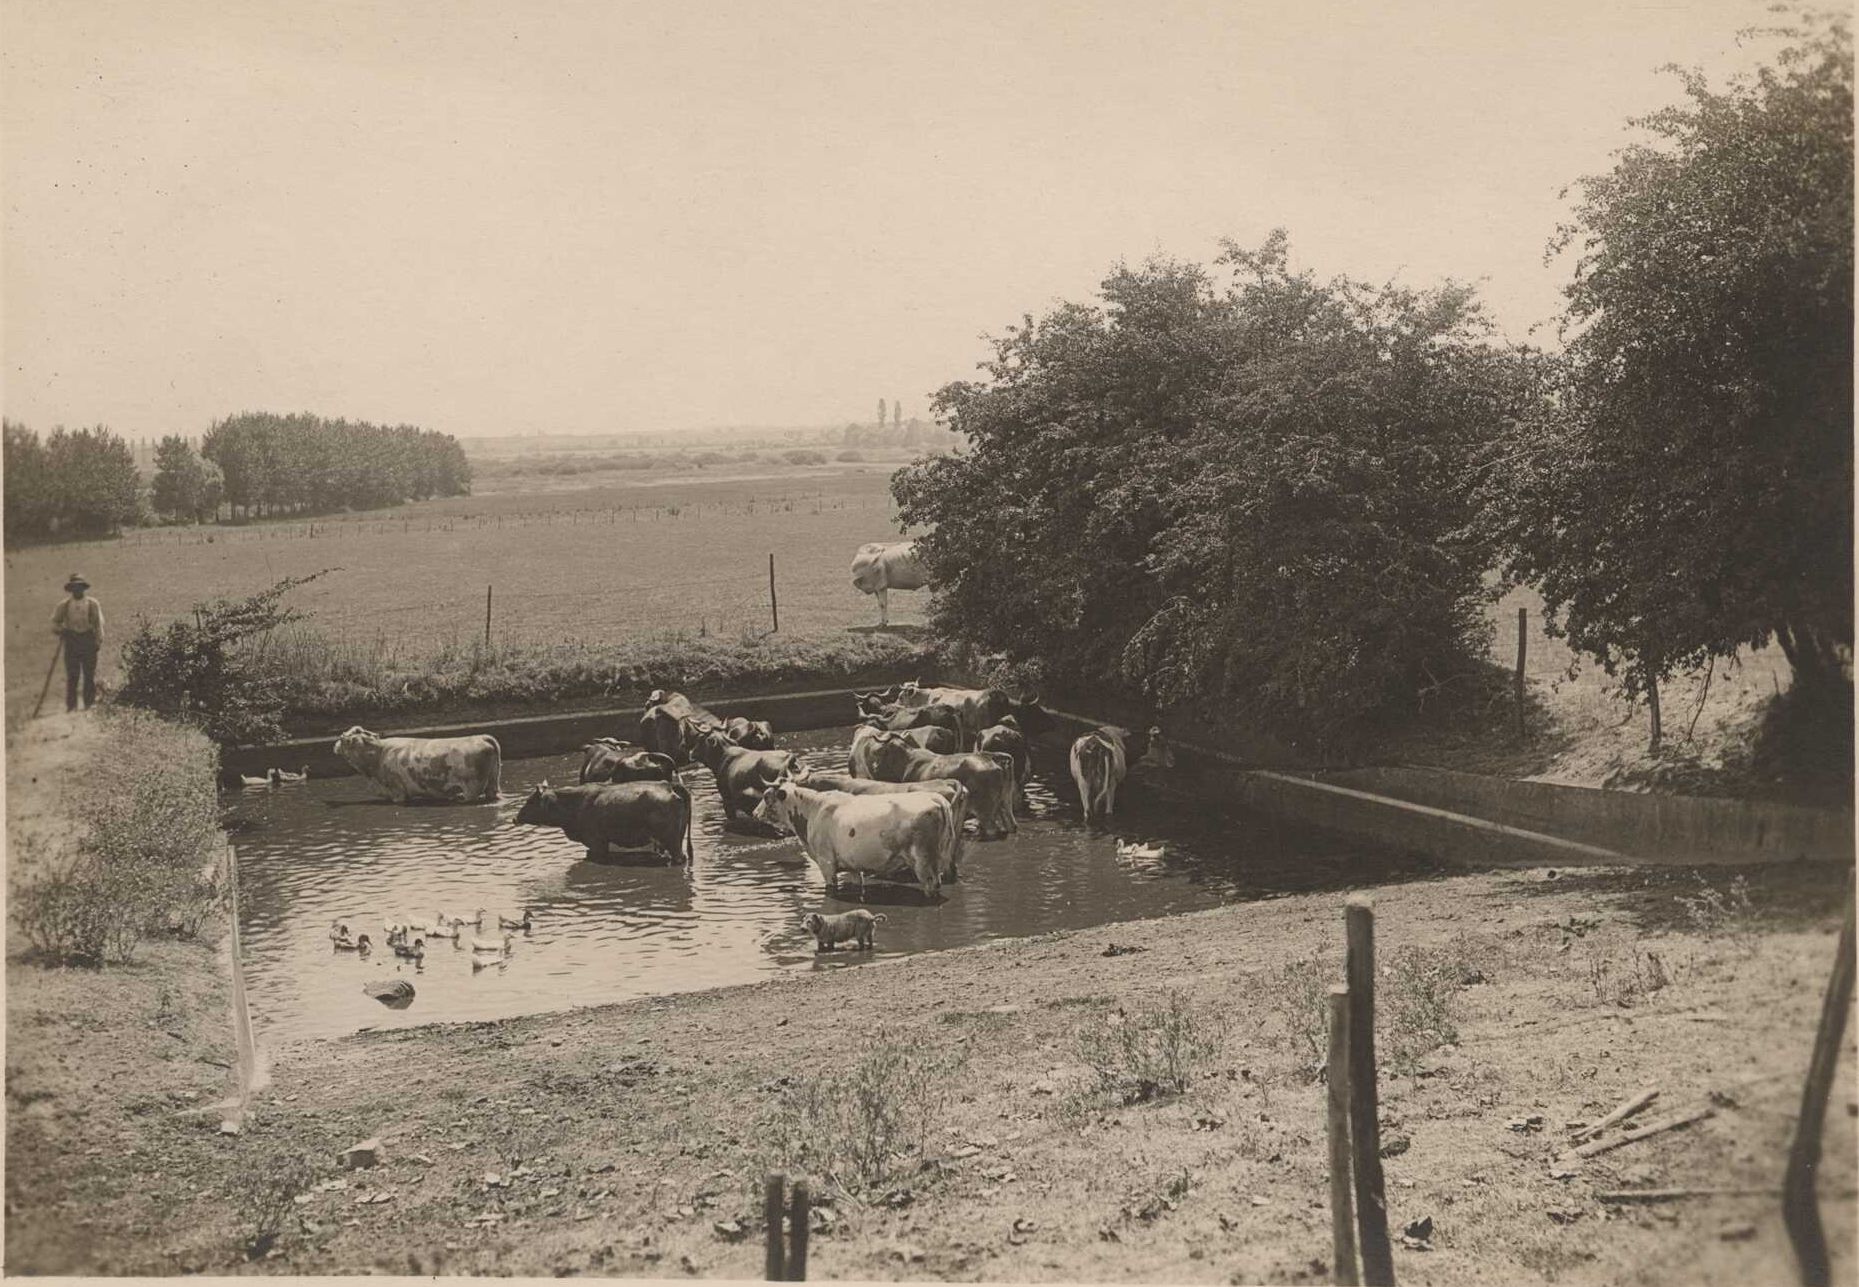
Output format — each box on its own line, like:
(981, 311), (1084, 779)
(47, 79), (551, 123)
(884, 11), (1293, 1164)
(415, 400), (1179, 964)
(227, 726), (1439, 1043)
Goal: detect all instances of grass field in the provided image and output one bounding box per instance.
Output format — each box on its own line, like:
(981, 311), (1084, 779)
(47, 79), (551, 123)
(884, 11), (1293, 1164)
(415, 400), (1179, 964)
(3, 461), (927, 722)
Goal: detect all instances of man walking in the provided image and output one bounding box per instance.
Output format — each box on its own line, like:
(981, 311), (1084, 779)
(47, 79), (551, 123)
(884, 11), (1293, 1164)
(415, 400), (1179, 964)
(52, 574), (104, 712)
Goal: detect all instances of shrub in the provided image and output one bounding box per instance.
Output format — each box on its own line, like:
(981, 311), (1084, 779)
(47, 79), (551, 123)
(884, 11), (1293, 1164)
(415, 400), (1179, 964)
(236, 1153), (316, 1259)
(10, 711), (222, 964)
(1076, 989), (1226, 1104)
(835, 449), (865, 462)
(782, 449), (827, 466)
(755, 1028), (964, 1200)
(1269, 958), (1335, 1077)
(118, 572), (330, 746)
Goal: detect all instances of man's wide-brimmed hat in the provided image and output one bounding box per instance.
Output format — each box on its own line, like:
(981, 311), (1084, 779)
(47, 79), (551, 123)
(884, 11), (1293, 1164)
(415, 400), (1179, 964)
(64, 573), (89, 592)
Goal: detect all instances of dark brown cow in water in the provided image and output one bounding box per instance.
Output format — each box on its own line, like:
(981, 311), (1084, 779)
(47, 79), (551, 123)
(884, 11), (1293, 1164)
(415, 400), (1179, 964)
(578, 738), (681, 785)
(639, 690), (723, 764)
(514, 780), (694, 864)
(691, 729), (800, 821)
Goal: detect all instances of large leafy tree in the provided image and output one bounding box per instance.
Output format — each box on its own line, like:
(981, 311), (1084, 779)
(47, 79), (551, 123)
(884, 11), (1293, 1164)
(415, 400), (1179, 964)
(895, 235), (1533, 751)
(150, 434), (208, 521)
(1487, 14), (1853, 699)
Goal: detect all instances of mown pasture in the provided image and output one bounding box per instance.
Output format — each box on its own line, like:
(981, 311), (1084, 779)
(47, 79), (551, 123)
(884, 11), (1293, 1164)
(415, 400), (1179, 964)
(3, 464), (924, 721)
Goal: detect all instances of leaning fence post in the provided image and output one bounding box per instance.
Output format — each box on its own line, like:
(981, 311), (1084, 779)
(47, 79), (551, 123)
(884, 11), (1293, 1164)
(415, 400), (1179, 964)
(1782, 885), (1856, 1287)
(1345, 896), (1396, 1286)
(484, 585), (493, 648)
(769, 553), (780, 634)
(1328, 985), (1360, 1286)
(764, 1173), (786, 1281)
(785, 1178), (810, 1280)
(1514, 606), (1527, 741)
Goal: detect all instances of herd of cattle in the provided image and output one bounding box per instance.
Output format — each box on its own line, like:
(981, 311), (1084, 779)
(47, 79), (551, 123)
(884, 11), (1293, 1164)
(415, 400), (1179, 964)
(329, 684), (1168, 909)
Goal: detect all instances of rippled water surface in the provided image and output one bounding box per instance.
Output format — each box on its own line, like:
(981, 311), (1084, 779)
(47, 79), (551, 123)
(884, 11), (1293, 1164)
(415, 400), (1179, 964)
(230, 727), (1438, 1043)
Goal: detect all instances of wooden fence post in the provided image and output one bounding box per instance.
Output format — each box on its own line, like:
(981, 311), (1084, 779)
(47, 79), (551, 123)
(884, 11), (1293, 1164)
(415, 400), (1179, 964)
(786, 1178), (810, 1280)
(769, 553), (780, 634)
(1782, 888), (1857, 1287)
(484, 586), (493, 648)
(764, 1173), (787, 1282)
(1328, 985), (1360, 1286)
(1345, 897), (1396, 1286)
(1514, 607), (1528, 741)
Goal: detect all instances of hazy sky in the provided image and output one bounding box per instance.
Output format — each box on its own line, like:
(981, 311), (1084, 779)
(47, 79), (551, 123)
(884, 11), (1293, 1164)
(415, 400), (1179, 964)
(3, 0), (1779, 439)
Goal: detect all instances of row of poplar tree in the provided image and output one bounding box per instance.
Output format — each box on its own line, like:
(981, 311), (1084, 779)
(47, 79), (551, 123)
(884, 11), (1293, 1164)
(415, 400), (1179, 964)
(2, 412), (473, 543)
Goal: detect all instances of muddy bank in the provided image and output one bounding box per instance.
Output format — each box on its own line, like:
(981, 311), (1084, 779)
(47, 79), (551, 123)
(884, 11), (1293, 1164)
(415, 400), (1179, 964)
(22, 854), (1851, 1282)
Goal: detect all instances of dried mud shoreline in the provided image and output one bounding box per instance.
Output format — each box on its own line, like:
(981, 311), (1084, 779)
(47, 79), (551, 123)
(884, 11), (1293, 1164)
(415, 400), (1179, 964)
(7, 786), (1853, 1285)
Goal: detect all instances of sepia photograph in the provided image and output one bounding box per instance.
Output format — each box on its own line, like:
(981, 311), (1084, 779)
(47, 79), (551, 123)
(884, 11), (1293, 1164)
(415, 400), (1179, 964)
(1, 1), (1852, 1282)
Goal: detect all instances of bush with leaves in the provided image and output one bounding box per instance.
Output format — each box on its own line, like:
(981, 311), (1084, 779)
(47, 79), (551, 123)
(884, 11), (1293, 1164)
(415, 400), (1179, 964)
(894, 234), (1532, 751)
(118, 572), (330, 747)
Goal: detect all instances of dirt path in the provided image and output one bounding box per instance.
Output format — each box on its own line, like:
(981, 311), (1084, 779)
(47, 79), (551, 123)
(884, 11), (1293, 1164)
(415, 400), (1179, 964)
(12, 840), (1847, 1281)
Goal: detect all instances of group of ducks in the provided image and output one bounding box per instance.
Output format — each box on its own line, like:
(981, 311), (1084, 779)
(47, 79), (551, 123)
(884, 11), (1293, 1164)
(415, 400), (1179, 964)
(329, 908), (534, 968)
(237, 765), (312, 789)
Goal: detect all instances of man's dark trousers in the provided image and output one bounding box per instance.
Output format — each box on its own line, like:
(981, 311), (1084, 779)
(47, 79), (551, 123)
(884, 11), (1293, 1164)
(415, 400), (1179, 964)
(63, 632), (98, 711)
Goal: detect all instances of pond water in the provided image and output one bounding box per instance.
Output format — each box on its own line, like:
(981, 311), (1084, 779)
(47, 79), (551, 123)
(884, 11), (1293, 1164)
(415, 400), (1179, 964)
(229, 727), (1440, 1045)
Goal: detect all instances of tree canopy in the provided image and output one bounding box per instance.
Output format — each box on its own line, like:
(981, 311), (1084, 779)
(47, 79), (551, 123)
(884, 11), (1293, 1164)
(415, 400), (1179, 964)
(201, 412), (471, 519)
(1483, 13), (1853, 696)
(894, 235), (1534, 751)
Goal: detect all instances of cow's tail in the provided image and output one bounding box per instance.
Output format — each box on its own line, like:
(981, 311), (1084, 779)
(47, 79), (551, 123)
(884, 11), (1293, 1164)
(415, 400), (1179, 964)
(672, 780), (695, 866)
(486, 737), (504, 800)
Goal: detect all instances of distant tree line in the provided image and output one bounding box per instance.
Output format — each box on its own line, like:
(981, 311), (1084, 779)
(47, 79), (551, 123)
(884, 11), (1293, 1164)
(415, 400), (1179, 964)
(3, 411), (473, 544)
(200, 412), (471, 519)
(897, 15), (1851, 752)
(3, 421), (142, 541)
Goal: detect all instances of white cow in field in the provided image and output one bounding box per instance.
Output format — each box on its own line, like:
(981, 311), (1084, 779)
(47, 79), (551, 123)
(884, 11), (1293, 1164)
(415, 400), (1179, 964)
(851, 541), (928, 627)
(335, 727), (503, 803)
(754, 781), (957, 897)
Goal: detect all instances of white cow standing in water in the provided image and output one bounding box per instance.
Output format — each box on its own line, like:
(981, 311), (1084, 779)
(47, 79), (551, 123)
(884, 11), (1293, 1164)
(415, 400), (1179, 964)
(851, 540), (928, 627)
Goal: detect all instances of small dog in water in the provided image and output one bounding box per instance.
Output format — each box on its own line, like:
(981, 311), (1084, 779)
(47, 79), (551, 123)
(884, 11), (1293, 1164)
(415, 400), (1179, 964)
(801, 909), (887, 952)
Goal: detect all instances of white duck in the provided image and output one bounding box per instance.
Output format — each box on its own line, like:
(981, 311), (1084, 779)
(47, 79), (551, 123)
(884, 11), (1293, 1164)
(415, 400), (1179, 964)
(236, 772), (273, 789)
(471, 931), (514, 957)
(423, 913), (460, 940)
(1116, 840), (1167, 860)
(269, 765), (311, 784)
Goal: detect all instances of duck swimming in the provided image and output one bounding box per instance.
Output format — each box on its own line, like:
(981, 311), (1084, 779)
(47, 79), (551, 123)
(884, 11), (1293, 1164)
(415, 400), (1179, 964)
(1116, 840), (1167, 860)
(329, 919), (352, 943)
(269, 765), (310, 784)
(423, 915), (460, 940)
(471, 931), (514, 957)
(497, 909), (534, 931)
(334, 932), (372, 954)
(236, 772), (273, 789)
(393, 937), (426, 963)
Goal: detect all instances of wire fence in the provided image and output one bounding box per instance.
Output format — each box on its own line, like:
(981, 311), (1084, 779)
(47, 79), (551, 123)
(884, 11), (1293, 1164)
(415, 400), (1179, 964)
(111, 491), (894, 548)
